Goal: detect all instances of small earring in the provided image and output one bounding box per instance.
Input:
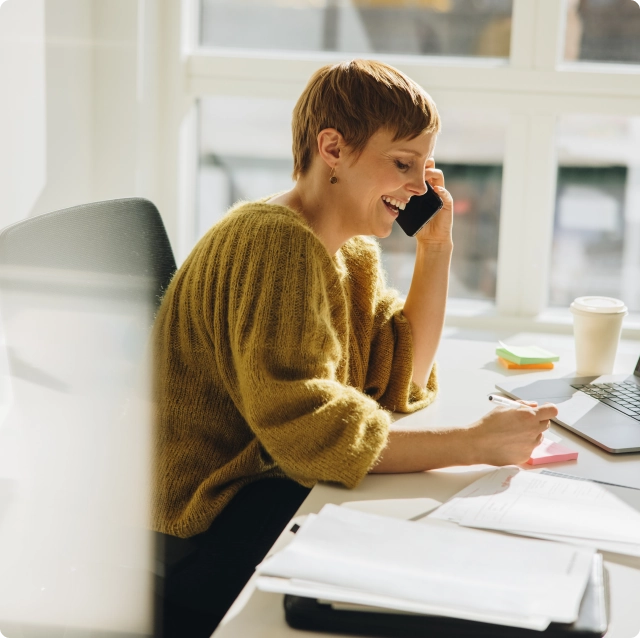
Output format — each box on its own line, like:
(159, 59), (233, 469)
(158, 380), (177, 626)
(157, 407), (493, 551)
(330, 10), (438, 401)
(329, 167), (338, 184)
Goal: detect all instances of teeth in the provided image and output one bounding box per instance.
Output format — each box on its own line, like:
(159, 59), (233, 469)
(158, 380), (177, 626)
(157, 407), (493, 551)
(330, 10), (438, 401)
(382, 196), (406, 210)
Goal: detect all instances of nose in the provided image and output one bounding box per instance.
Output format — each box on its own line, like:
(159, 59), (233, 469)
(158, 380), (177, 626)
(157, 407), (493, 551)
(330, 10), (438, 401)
(407, 167), (428, 197)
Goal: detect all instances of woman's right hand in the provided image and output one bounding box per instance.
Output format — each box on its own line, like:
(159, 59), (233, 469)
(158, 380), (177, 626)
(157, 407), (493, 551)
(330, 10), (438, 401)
(468, 402), (559, 466)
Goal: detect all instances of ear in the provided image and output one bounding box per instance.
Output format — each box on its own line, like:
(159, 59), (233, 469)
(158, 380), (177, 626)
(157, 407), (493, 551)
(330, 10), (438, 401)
(316, 128), (344, 168)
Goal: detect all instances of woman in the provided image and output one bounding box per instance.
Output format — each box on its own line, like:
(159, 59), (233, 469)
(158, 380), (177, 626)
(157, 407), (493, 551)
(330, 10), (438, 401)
(153, 59), (557, 637)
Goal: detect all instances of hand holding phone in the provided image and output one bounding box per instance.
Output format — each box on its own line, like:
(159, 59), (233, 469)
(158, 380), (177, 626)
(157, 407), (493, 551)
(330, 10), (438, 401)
(395, 180), (444, 237)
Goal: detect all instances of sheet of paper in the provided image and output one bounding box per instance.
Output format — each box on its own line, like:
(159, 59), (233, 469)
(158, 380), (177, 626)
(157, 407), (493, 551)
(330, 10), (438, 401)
(257, 503), (594, 626)
(509, 531), (640, 558)
(430, 467), (640, 547)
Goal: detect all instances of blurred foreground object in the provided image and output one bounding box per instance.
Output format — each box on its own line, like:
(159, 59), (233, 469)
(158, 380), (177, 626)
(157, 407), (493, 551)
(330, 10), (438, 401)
(0, 199), (175, 637)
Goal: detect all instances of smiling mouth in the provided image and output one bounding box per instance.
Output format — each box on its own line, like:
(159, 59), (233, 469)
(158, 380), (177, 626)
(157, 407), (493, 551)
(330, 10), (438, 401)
(381, 195), (407, 216)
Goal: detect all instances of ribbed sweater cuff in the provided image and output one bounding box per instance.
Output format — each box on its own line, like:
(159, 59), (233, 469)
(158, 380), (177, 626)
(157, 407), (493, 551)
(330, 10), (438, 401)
(383, 311), (438, 413)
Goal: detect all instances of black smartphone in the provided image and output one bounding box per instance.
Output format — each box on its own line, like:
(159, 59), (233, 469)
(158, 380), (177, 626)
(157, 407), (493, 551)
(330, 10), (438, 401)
(395, 180), (443, 237)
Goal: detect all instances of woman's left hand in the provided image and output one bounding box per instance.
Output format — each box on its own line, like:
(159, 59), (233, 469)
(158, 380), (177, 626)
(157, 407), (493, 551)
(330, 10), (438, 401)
(414, 158), (453, 246)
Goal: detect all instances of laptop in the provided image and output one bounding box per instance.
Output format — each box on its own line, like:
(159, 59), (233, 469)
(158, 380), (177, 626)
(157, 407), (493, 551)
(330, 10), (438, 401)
(496, 356), (640, 453)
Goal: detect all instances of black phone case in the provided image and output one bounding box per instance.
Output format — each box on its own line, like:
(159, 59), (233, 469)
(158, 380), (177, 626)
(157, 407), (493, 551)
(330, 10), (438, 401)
(284, 555), (608, 638)
(395, 180), (444, 237)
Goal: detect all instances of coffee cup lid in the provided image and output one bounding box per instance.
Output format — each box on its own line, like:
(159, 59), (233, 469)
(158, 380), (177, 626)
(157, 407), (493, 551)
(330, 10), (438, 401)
(570, 296), (627, 314)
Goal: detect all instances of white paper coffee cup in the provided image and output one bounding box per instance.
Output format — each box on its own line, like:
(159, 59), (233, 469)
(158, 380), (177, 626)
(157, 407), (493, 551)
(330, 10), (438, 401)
(570, 296), (627, 376)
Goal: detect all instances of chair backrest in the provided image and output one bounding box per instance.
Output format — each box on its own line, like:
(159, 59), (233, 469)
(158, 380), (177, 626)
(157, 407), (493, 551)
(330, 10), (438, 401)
(0, 197), (176, 309)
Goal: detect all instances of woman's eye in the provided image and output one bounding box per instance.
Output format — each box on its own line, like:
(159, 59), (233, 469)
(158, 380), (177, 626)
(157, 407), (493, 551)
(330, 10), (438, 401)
(395, 160), (410, 171)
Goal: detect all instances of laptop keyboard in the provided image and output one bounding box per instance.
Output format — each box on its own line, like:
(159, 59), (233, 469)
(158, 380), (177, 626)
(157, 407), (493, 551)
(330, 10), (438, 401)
(571, 381), (640, 421)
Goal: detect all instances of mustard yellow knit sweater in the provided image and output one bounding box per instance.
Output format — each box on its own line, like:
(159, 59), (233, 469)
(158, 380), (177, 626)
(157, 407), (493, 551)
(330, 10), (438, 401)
(152, 200), (438, 538)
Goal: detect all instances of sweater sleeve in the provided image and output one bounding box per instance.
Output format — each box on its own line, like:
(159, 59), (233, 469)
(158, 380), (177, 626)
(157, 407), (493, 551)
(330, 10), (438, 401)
(359, 245), (438, 414)
(221, 214), (390, 489)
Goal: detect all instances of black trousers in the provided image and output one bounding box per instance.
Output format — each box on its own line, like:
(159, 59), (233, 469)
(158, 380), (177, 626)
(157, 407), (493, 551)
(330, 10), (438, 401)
(156, 478), (311, 638)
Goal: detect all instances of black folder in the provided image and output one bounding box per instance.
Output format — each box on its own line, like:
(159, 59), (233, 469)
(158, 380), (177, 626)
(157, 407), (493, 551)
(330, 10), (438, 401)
(284, 554), (608, 638)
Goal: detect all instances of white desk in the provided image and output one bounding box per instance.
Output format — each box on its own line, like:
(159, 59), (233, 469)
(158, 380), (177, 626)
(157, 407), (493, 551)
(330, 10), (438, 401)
(213, 330), (640, 638)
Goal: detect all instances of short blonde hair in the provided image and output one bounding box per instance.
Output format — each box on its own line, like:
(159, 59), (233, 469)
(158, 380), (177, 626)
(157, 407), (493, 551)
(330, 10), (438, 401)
(292, 59), (441, 180)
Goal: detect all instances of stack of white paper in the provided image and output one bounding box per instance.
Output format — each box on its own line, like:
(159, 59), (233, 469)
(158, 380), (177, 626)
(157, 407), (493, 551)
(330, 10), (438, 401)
(256, 503), (594, 631)
(430, 467), (640, 557)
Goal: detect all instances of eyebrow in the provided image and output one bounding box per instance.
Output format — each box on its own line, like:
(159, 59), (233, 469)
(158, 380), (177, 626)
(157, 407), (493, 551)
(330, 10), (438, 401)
(394, 149), (423, 157)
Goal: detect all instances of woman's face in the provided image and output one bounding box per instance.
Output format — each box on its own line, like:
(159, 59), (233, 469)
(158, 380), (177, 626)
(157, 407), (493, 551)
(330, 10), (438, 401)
(337, 127), (437, 239)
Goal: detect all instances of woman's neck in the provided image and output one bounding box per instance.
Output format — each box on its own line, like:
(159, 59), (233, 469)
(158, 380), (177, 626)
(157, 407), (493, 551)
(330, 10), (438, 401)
(268, 174), (351, 256)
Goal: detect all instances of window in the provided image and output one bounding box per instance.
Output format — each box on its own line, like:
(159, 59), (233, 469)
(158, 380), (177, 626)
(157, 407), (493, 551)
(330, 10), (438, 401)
(565, 0), (640, 64)
(197, 96), (296, 239)
(165, 0), (640, 333)
(200, 0), (514, 58)
(550, 115), (640, 311)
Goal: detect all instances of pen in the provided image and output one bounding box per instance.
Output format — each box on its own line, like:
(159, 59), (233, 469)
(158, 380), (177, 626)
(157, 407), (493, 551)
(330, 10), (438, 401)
(487, 394), (522, 409)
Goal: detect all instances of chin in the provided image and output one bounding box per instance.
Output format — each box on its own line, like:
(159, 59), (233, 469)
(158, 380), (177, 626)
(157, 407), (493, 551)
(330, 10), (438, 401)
(371, 226), (394, 239)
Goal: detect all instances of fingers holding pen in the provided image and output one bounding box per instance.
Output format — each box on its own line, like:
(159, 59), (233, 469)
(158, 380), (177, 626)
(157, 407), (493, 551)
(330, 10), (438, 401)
(489, 395), (557, 421)
(493, 405), (554, 439)
(515, 402), (557, 435)
(473, 398), (559, 465)
(535, 402), (559, 423)
(535, 404), (555, 439)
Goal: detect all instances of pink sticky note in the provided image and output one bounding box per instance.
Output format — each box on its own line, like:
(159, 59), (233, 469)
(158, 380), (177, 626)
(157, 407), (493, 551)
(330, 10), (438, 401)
(526, 439), (579, 465)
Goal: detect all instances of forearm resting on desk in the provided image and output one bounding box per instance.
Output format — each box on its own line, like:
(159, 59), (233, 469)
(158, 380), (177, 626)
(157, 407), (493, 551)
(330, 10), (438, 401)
(370, 402), (558, 473)
(370, 427), (475, 473)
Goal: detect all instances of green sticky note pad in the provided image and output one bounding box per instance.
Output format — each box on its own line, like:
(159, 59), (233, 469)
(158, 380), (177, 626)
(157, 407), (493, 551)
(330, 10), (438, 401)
(496, 344), (560, 365)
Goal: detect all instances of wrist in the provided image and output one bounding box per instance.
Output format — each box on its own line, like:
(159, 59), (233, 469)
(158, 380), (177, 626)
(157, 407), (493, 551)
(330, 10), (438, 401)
(459, 424), (484, 466)
(415, 239), (454, 253)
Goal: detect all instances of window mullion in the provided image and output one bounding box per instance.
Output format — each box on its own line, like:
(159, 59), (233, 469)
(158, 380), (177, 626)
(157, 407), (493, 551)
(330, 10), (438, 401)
(533, 0), (567, 71)
(496, 112), (558, 318)
(509, 0), (536, 69)
(183, 0), (201, 55)
(519, 114), (558, 315)
(496, 113), (530, 316)
(520, 0), (563, 315)
(495, 0), (563, 318)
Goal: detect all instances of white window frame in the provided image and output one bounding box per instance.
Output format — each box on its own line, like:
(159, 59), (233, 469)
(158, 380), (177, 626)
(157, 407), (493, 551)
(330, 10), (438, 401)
(156, 0), (640, 337)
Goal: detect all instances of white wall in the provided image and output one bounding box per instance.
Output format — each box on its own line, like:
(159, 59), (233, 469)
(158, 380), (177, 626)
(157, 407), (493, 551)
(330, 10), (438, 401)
(0, 0), (46, 228)
(92, 0), (160, 204)
(1, 0), (160, 225)
(29, 0), (94, 218)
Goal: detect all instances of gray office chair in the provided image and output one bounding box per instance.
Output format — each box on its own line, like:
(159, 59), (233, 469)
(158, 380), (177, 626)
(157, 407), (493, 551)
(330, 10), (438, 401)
(0, 197), (176, 308)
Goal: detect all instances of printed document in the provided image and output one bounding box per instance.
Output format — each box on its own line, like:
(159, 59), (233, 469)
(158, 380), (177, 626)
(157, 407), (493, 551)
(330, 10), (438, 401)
(430, 467), (640, 555)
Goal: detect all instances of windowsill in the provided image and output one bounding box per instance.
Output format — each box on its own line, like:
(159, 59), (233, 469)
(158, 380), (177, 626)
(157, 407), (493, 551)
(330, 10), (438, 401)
(556, 61), (640, 75)
(444, 298), (640, 340)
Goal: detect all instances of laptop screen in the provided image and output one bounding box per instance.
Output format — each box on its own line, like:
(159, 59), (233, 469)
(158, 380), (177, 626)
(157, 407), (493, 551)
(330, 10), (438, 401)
(635, 356), (640, 378)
